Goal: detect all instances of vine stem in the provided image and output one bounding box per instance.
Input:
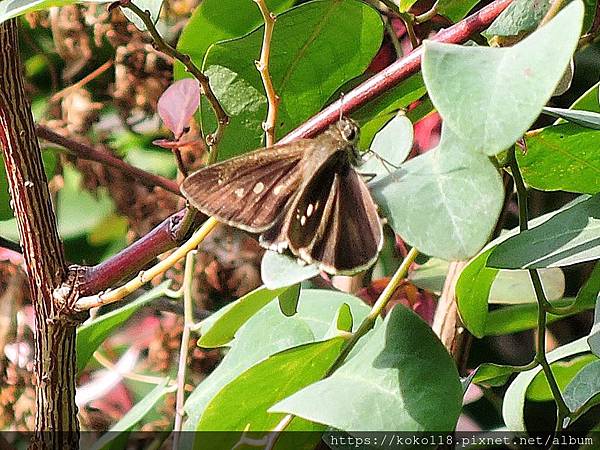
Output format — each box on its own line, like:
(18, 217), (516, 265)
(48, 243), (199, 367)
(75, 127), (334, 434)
(122, 1), (229, 157)
(267, 247), (420, 447)
(173, 250), (196, 449)
(74, 217), (218, 310)
(327, 247), (419, 375)
(253, 0), (280, 147)
(507, 147), (570, 431)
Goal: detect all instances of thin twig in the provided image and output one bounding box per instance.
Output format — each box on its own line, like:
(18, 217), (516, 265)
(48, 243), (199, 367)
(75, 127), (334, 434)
(540, 0), (568, 26)
(36, 125), (181, 196)
(415, 1), (439, 24)
(508, 147), (570, 432)
(74, 217), (218, 310)
(253, 0), (280, 147)
(327, 247), (419, 374)
(122, 1), (229, 158)
(384, 17), (403, 59)
(50, 59), (114, 102)
(173, 250), (196, 449)
(93, 351), (172, 386)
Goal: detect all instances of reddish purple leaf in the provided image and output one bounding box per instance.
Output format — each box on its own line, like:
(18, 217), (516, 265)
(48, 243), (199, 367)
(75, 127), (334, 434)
(157, 78), (200, 138)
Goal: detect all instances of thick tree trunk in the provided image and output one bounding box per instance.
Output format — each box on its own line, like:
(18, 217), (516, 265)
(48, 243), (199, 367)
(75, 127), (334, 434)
(0, 19), (80, 449)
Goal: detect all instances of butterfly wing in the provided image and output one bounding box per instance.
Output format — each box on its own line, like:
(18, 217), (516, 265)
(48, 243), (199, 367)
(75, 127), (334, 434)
(281, 160), (383, 275)
(181, 143), (309, 232)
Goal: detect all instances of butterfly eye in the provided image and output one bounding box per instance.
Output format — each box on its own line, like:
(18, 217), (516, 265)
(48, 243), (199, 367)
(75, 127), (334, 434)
(342, 124), (358, 142)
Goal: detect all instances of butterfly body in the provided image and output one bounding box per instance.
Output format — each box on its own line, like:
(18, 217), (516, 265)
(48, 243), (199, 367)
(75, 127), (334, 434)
(181, 119), (383, 275)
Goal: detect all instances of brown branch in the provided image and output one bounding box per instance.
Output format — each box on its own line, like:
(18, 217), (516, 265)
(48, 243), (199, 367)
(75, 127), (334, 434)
(78, 0), (513, 296)
(36, 125), (181, 196)
(0, 19), (79, 450)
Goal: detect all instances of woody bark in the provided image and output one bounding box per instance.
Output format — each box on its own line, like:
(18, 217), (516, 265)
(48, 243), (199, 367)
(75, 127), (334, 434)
(0, 19), (79, 450)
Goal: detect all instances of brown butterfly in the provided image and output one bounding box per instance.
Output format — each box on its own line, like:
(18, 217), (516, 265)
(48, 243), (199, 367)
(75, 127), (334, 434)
(181, 118), (383, 275)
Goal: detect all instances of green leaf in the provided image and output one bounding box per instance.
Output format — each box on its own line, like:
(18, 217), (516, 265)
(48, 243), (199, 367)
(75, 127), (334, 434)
(197, 285), (287, 348)
(195, 337), (345, 437)
(437, 0), (481, 22)
(484, 297), (587, 336)
(457, 196), (592, 336)
(485, 262), (598, 337)
(261, 251), (319, 290)
(278, 283), (300, 317)
(183, 289), (370, 431)
(519, 124), (600, 194)
(325, 303), (353, 338)
(587, 293), (600, 357)
(489, 268), (564, 304)
(201, 0), (384, 161)
(57, 166), (115, 239)
(408, 258), (449, 294)
(353, 74), (426, 149)
(76, 282), (170, 372)
(564, 359), (600, 414)
(0, 0), (108, 24)
(91, 378), (173, 450)
(372, 125), (504, 261)
(483, 0), (552, 40)
(472, 363), (528, 387)
(174, 0), (295, 81)
(361, 112), (413, 184)
(503, 336), (590, 431)
(456, 248), (498, 338)
(488, 193), (600, 269)
(542, 107), (600, 130)
(398, 0), (418, 13)
(521, 80), (600, 195)
(271, 305), (462, 431)
(422, 1), (584, 156)
(527, 354), (597, 402)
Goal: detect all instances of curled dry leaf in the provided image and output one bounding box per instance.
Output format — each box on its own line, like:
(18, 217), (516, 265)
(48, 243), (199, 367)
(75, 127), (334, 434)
(157, 78), (200, 138)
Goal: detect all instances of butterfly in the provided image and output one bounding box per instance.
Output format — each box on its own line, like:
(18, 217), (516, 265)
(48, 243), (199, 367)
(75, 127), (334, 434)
(181, 118), (383, 275)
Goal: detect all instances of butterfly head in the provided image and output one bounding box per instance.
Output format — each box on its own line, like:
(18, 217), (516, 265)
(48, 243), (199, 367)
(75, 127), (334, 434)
(336, 118), (361, 166)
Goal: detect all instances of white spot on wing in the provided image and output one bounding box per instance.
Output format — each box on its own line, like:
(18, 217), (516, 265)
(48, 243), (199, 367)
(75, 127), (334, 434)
(235, 188), (245, 198)
(253, 182), (265, 194)
(273, 185), (284, 195)
(306, 204), (314, 217)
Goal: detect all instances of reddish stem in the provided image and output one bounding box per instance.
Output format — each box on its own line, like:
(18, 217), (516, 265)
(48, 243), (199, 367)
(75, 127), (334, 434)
(78, 0), (512, 295)
(281, 0), (512, 143)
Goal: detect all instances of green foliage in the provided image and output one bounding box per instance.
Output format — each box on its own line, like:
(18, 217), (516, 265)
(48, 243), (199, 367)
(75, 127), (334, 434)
(423, 1), (583, 156)
(183, 290), (371, 431)
(488, 194), (600, 269)
(174, 0), (295, 81)
(372, 126), (504, 261)
(503, 336), (590, 431)
(197, 285), (288, 347)
(260, 251), (319, 289)
(271, 305), (463, 431)
(199, 0), (383, 161)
